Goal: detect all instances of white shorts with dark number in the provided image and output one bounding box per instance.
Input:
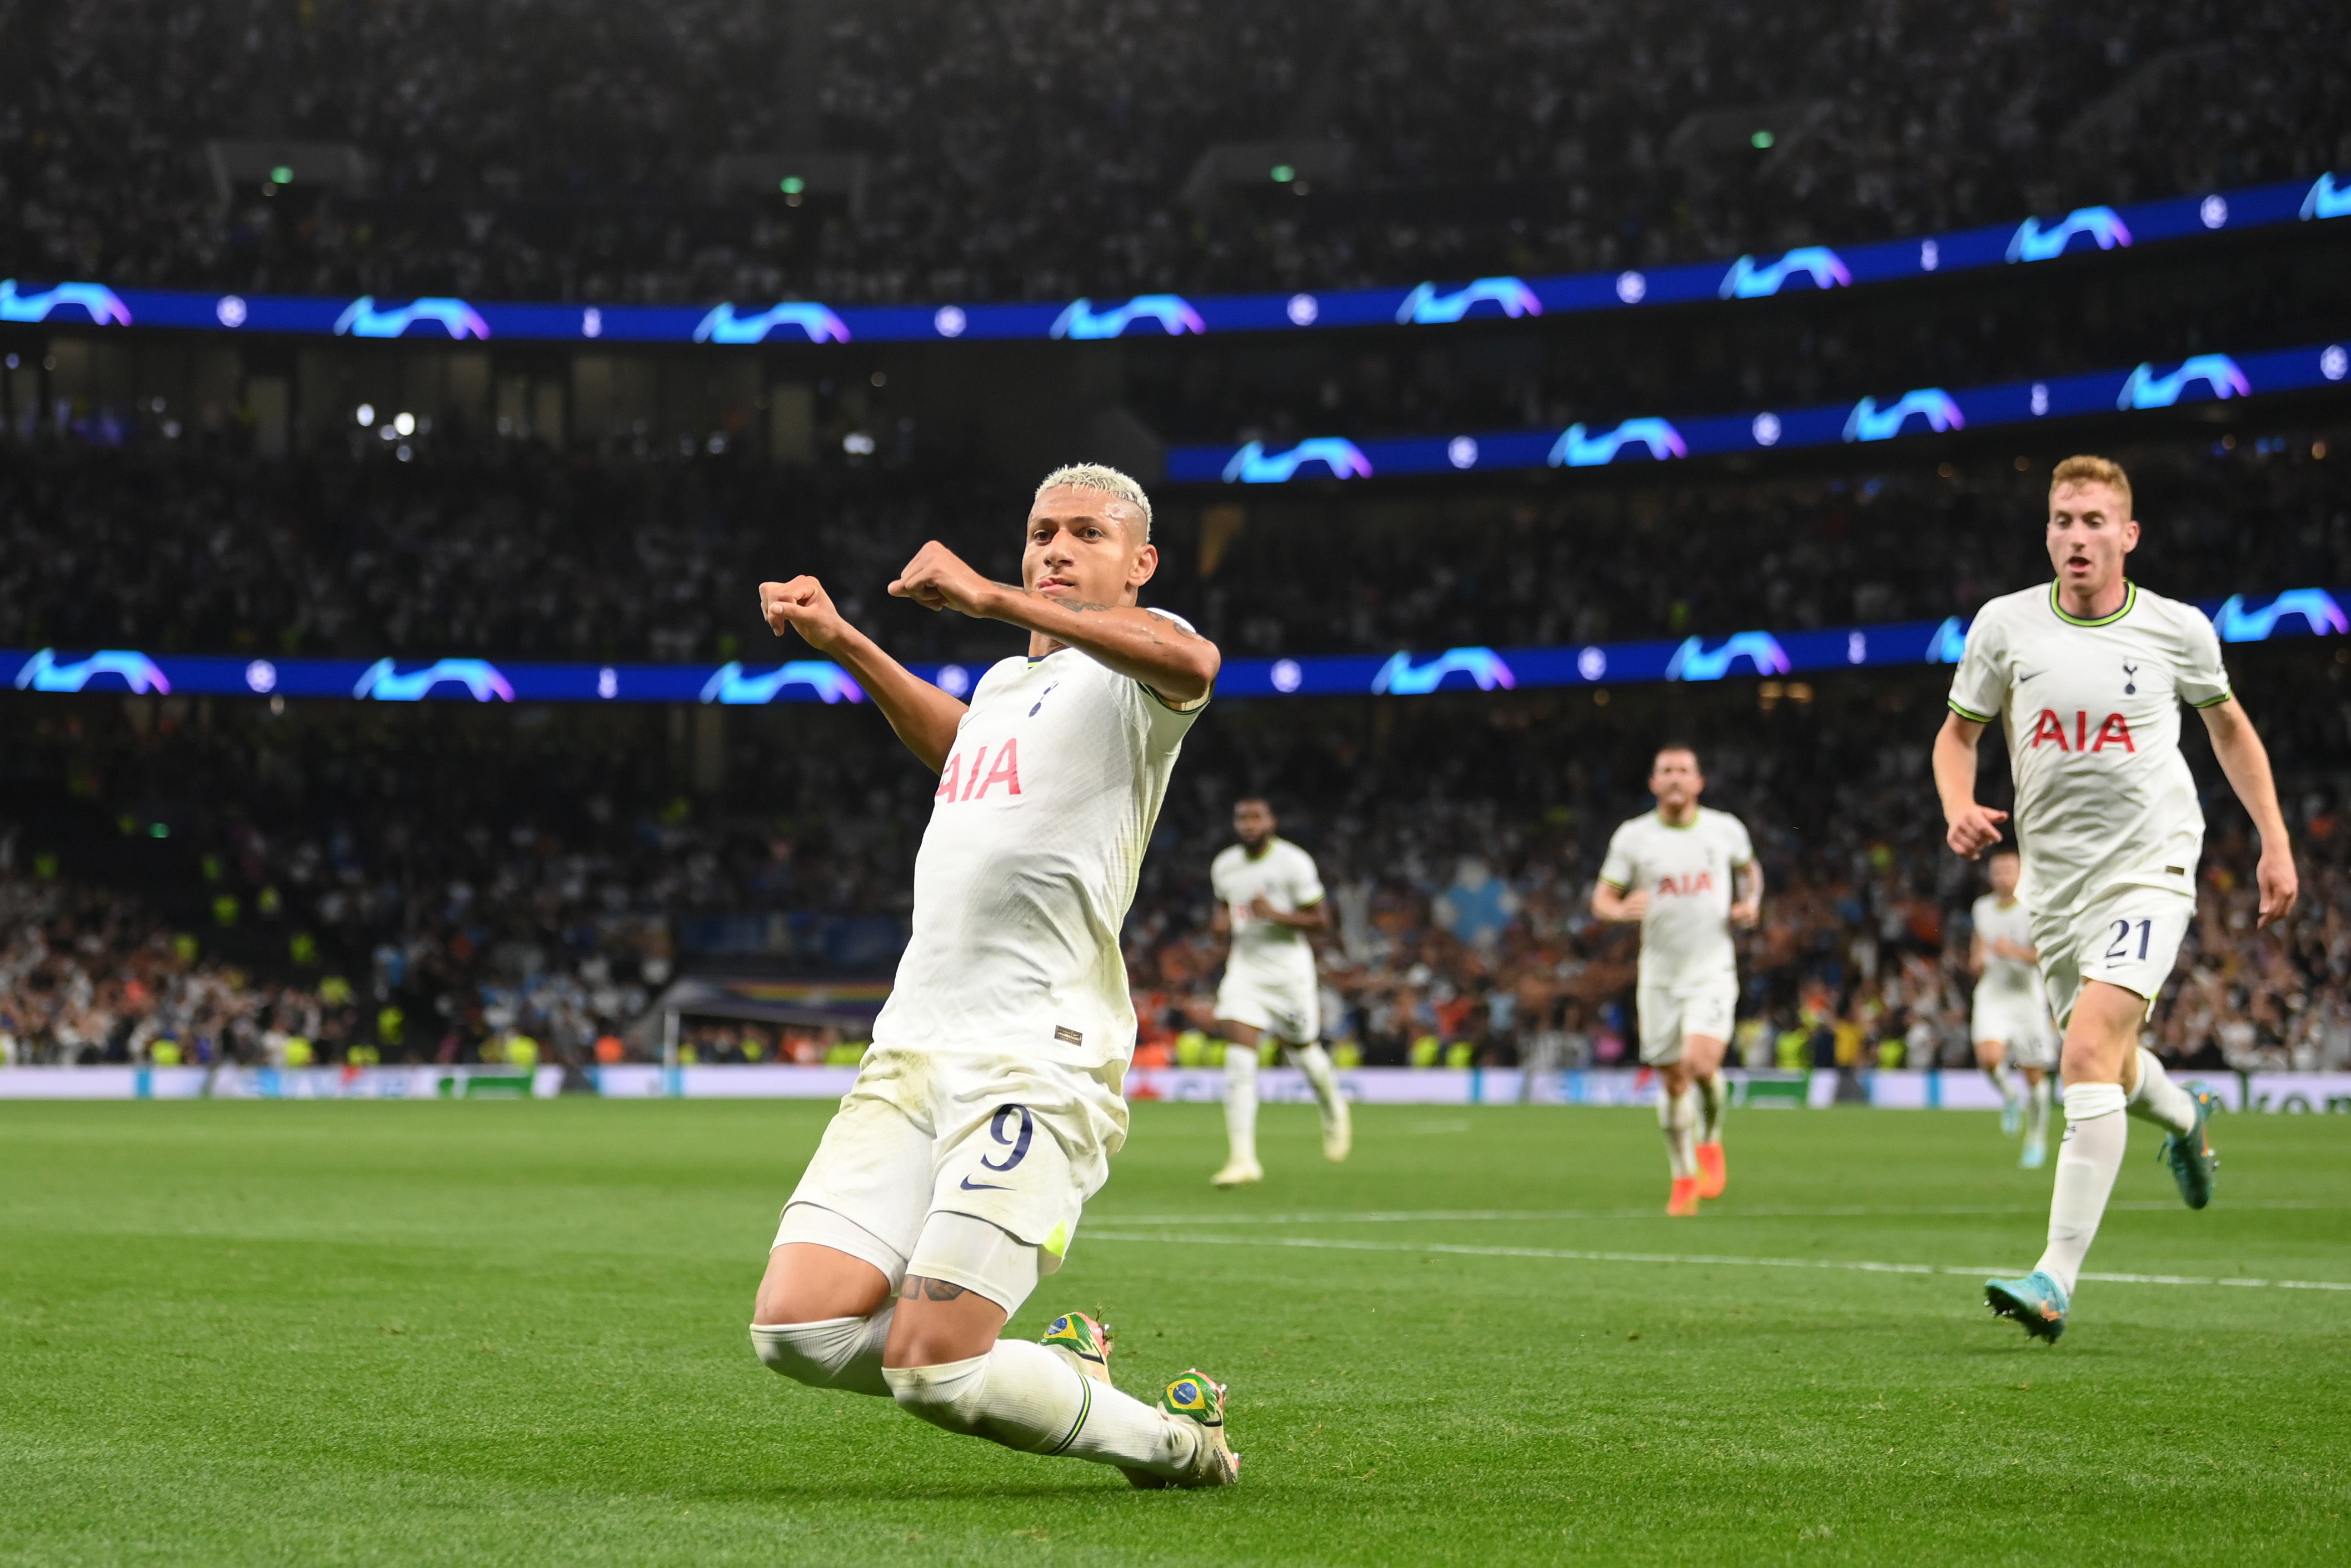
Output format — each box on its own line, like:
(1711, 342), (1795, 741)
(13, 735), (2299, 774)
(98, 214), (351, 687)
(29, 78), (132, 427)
(2030, 885), (2197, 1028)
(1971, 988), (2059, 1070)
(1636, 975), (1739, 1067)
(773, 1045), (1127, 1314)
(1214, 966), (1319, 1044)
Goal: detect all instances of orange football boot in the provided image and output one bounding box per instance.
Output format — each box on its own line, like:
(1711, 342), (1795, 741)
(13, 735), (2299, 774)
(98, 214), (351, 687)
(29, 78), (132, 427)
(1667, 1176), (1701, 1216)
(1695, 1141), (1727, 1200)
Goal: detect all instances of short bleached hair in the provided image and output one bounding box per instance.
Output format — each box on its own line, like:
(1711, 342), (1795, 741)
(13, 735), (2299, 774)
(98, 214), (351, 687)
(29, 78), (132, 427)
(1035, 463), (1152, 541)
(2050, 454), (2132, 518)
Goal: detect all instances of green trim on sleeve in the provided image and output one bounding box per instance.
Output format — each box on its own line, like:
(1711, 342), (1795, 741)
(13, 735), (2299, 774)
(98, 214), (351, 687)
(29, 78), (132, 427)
(1139, 678), (1213, 713)
(1946, 699), (1996, 723)
(1597, 877), (1630, 893)
(2190, 689), (2234, 709)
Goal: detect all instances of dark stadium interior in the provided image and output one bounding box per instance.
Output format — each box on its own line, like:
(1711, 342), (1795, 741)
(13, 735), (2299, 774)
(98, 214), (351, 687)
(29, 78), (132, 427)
(4, 0), (2350, 1086)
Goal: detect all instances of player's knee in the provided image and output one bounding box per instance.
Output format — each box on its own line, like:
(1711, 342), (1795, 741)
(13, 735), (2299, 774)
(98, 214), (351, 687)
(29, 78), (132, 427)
(882, 1355), (993, 1434)
(749, 1315), (878, 1389)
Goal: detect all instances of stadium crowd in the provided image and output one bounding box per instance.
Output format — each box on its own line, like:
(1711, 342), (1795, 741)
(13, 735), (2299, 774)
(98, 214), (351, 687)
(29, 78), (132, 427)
(3, 433), (2346, 665)
(3, 0), (2343, 304)
(7, 667), (2349, 1078)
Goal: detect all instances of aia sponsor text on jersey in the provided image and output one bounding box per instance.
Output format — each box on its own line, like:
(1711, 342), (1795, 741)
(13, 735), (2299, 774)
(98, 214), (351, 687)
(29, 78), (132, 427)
(2029, 710), (2137, 753)
(1655, 870), (1717, 897)
(936, 738), (1024, 801)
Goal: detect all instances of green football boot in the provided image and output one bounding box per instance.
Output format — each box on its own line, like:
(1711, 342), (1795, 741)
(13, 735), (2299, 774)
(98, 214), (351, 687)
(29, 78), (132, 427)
(2157, 1088), (2220, 1210)
(1125, 1371), (1240, 1489)
(1039, 1312), (1115, 1384)
(1985, 1270), (2069, 1343)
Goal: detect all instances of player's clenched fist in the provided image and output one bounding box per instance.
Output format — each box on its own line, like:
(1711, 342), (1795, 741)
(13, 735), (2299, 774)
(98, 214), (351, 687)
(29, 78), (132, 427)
(889, 541), (997, 617)
(1944, 803), (2008, 860)
(759, 576), (848, 651)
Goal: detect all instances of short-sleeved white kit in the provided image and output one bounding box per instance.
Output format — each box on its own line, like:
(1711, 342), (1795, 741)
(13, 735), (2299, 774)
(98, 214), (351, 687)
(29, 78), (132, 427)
(1947, 582), (2228, 1023)
(1211, 837), (1325, 1042)
(780, 627), (1205, 1308)
(1969, 892), (2056, 1067)
(1599, 806), (1755, 1065)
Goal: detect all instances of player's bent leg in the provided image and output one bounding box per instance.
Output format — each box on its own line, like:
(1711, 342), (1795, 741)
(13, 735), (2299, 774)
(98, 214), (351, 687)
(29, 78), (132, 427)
(1212, 1019), (1264, 1186)
(750, 1208), (908, 1396)
(2126, 1048), (2217, 1208)
(1978, 1037), (2022, 1135)
(1655, 1058), (1701, 1215)
(1285, 1040), (1351, 1161)
(2021, 1070), (2052, 1168)
(1995, 980), (2143, 1335)
(1684, 1033), (1729, 1200)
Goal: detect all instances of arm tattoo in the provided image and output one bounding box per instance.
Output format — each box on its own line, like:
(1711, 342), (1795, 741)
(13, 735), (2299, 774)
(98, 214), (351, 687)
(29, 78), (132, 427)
(897, 1275), (969, 1302)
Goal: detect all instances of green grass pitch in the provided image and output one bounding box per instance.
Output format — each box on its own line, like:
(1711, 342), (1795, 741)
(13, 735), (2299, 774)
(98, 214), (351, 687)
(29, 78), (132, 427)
(2, 1099), (2345, 1565)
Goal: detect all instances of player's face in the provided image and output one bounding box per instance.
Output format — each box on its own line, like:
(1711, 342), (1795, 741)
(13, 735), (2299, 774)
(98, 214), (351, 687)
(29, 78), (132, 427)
(1233, 800), (1275, 848)
(1989, 853), (2020, 897)
(1649, 750), (1703, 812)
(2045, 480), (2139, 597)
(1024, 486), (1158, 608)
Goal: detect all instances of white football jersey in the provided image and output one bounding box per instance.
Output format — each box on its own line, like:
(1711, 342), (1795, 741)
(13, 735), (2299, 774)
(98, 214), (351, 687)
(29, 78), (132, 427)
(1211, 837), (1325, 987)
(1598, 807), (1755, 987)
(1969, 893), (2040, 998)
(1948, 582), (2229, 916)
(871, 628), (1205, 1068)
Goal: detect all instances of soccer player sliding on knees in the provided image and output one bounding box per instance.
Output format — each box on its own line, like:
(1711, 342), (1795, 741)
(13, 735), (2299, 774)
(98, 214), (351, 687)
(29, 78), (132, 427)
(1935, 455), (2297, 1342)
(747, 466), (1239, 1485)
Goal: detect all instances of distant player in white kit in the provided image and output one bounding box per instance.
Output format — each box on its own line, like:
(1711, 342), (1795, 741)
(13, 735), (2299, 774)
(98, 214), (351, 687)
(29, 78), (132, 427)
(746, 464), (1241, 1485)
(1207, 797), (1351, 1187)
(1969, 849), (2057, 1167)
(1593, 745), (1761, 1216)
(1936, 454), (2296, 1342)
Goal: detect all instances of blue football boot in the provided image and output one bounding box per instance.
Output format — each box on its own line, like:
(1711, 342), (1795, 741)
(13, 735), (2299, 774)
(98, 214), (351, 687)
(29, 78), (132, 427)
(1985, 1270), (2069, 1342)
(2157, 1089), (2220, 1210)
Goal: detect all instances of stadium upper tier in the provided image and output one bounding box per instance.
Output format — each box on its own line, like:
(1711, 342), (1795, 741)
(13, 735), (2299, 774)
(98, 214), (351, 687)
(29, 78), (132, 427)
(4, 2), (2344, 308)
(4, 173), (2346, 347)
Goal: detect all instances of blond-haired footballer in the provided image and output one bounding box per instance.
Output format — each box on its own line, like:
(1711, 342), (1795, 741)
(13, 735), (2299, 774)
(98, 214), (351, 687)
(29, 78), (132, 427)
(1936, 455), (2297, 1342)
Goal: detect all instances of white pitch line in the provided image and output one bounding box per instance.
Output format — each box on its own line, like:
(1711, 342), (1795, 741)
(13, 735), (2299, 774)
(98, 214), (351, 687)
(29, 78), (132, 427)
(1080, 1229), (2351, 1292)
(1092, 1199), (2334, 1227)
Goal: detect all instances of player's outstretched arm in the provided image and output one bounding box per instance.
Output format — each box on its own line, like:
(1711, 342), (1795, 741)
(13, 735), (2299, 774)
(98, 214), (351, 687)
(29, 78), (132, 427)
(1729, 860), (1764, 928)
(2198, 696), (2299, 927)
(1591, 881), (1648, 922)
(1933, 712), (2008, 859)
(890, 541), (1221, 704)
(758, 575), (966, 772)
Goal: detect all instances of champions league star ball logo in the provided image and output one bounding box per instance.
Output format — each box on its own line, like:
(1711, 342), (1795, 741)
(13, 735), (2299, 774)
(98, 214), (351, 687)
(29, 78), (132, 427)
(1370, 647), (1516, 696)
(2213, 589), (2350, 644)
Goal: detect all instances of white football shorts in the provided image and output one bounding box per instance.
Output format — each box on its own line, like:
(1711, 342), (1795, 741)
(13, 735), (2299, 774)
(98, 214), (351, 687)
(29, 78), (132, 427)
(1636, 974), (1739, 1066)
(2031, 885), (2197, 1028)
(1971, 987), (2058, 1070)
(1214, 965), (1319, 1043)
(773, 1045), (1127, 1315)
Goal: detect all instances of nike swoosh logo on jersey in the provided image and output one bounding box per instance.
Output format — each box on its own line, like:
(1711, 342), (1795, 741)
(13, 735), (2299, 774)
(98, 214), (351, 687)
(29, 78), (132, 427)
(959, 1176), (1011, 1191)
(2016, 668), (2041, 682)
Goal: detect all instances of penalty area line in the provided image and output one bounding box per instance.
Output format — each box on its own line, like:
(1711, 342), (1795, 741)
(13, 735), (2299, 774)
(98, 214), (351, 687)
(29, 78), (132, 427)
(1080, 1230), (2351, 1292)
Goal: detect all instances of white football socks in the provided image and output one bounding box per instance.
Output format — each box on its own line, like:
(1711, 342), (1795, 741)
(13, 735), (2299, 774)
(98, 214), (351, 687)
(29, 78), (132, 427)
(1289, 1041), (1346, 1130)
(2127, 1048), (2198, 1137)
(750, 1307), (895, 1397)
(1695, 1072), (1726, 1145)
(882, 1340), (1198, 1476)
(2034, 1082), (2129, 1294)
(1987, 1060), (2020, 1107)
(2025, 1075), (2052, 1145)
(1658, 1082), (1699, 1180)
(1221, 1042), (1259, 1167)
